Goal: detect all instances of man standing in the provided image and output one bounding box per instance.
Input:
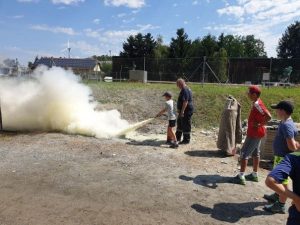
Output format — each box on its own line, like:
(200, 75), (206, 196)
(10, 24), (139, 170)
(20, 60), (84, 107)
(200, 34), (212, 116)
(176, 78), (194, 144)
(232, 85), (271, 185)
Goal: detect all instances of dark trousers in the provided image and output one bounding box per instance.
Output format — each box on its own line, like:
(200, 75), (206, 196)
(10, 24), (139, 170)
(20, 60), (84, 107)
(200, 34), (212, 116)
(176, 113), (192, 142)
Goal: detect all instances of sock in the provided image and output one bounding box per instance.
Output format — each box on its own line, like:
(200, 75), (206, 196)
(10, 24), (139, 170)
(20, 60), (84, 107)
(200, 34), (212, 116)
(252, 171), (258, 177)
(239, 172), (245, 178)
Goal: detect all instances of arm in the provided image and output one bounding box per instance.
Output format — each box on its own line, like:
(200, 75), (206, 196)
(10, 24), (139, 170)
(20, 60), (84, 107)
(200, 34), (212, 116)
(180, 101), (188, 117)
(266, 177), (300, 211)
(156, 108), (167, 118)
(263, 112), (272, 125)
(286, 138), (300, 151)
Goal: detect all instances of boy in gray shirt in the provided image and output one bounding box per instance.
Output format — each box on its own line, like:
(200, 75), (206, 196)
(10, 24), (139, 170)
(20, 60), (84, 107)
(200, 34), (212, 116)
(156, 92), (178, 148)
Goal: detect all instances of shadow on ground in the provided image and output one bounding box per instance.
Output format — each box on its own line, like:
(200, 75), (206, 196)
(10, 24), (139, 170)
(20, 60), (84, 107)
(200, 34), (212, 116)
(185, 150), (228, 158)
(126, 139), (167, 147)
(179, 174), (233, 189)
(191, 201), (271, 223)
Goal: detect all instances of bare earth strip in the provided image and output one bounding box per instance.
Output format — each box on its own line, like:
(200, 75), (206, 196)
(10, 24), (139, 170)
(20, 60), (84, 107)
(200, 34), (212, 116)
(0, 131), (286, 225)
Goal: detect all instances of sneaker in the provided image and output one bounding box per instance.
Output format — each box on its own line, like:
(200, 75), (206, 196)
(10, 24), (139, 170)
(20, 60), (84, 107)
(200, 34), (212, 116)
(170, 142), (179, 149)
(165, 140), (172, 145)
(263, 193), (279, 203)
(263, 201), (286, 214)
(245, 173), (259, 182)
(231, 175), (246, 185)
(179, 140), (190, 145)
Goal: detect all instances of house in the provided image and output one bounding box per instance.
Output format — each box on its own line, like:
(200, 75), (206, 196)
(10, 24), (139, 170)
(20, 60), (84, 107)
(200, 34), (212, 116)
(32, 57), (101, 78)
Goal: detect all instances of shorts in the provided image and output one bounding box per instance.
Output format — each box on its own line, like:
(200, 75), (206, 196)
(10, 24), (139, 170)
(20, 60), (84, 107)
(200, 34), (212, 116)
(274, 155), (289, 185)
(240, 136), (261, 160)
(168, 120), (176, 128)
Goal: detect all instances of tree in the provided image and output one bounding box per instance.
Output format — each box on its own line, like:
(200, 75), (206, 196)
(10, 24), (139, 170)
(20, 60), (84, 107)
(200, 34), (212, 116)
(153, 35), (169, 58)
(218, 34), (244, 57)
(169, 28), (191, 58)
(277, 21), (300, 58)
(187, 38), (205, 58)
(242, 35), (267, 57)
(200, 34), (218, 58)
(120, 33), (157, 58)
(211, 48), (228, 82)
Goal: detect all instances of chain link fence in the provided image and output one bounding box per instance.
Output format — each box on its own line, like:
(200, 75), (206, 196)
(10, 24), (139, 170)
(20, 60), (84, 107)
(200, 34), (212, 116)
(110, 56), (300, 84)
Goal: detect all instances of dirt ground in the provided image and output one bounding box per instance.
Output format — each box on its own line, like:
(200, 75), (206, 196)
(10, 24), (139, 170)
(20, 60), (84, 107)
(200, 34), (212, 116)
(0, 85), (289, 225)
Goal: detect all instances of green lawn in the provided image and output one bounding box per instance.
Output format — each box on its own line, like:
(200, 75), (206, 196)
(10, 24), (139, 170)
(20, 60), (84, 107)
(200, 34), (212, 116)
(86, 81), (300, 128)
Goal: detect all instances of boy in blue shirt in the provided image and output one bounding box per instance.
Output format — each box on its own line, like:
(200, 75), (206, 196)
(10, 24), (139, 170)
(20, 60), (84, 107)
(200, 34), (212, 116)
(266, 152), (300, 225)
(264, 101), (299, 214)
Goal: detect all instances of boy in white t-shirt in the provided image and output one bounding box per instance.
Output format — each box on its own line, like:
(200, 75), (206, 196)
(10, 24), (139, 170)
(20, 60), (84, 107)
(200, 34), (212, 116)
(156, 92), (178, 148)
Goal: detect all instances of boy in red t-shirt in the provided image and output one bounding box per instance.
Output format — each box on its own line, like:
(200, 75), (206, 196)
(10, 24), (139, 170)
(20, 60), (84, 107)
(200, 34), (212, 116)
(232, 85), (271, 185)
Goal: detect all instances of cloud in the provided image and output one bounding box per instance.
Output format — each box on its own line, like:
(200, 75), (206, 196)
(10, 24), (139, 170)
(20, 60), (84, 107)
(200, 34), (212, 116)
(17, 0), (39, 3)
(117, 13), (127, 18)
(104, 0), (145, 8)
(68, 41), (101, 55)
(213, 0), (300, 57)
(122, 17), (135, 23)
(30, 24), (79, 35)
(11, 15), (24, 19)
(93, 18), (100, 24)
(84, 28), (103, 38)
(192, 1), (199, 5)
(83, 24), (160, 55)
(51, 0), (85, 5)
(217, 6), (244, 17)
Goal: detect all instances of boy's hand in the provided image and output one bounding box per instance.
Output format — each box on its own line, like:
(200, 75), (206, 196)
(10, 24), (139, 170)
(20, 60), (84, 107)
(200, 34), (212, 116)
(296, 141), (300, 150)
(180, 112), (184, 117)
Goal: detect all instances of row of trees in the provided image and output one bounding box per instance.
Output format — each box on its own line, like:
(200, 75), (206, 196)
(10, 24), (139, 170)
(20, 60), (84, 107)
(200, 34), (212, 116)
(120, 28), (267, 59)
(120, 20), (300, 60)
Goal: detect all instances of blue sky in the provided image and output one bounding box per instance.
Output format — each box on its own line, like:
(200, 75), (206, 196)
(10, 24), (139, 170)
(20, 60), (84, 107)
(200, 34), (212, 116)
(1, 0), (300, 65)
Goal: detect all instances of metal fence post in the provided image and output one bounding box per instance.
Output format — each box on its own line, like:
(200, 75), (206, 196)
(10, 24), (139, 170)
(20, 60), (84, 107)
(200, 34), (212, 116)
(0, 99), (3, 131)
(202, 56), (206, 86)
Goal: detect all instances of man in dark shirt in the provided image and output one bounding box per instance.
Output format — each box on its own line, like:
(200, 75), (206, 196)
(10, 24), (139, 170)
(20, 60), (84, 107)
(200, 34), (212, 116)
(176, 79), (194, 144)
(266, 152), (300, 225)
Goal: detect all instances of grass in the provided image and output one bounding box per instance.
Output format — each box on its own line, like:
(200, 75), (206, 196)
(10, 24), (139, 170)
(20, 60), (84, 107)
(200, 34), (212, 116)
(86, 81), (300, 128)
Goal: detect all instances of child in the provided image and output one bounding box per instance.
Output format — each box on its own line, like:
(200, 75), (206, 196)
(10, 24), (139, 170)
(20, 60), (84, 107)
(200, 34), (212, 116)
(264, 101), (300, 214)
(265, 152), (300, 224)
(232, 85), (271, 185)
(156, 92), (178, 148)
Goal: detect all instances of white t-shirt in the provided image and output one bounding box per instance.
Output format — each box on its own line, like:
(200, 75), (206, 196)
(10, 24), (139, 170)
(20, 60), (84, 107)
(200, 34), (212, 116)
(165, 99), (176, 120)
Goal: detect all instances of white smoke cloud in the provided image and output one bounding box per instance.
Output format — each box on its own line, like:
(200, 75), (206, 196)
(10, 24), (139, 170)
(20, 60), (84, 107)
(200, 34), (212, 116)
(0, 66), (129, 138)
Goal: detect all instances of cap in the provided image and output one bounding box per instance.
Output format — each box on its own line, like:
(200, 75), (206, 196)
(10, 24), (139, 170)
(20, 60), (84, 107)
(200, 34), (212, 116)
(271, 101), (294, 114)
(162, 91), (172, 98)
(248, 85), (261, 94)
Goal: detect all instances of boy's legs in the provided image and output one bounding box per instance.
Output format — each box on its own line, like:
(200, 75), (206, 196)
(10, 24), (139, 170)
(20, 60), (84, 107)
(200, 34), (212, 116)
(168, 127), (177, 142)
(169, 120), (178, 148)
(232, 136), (261, 185)
(264, 156), (288, 214)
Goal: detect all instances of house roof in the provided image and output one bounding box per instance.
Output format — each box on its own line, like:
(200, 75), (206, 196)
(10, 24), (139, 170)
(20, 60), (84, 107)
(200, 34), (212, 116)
(33, 57), (98, 69)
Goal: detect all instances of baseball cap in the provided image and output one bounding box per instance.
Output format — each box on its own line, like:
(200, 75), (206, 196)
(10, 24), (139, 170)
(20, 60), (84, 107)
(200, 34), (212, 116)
(248, 85), (261, 95)
(271, 101), (294, 114)
(162, 91), (172, 98)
